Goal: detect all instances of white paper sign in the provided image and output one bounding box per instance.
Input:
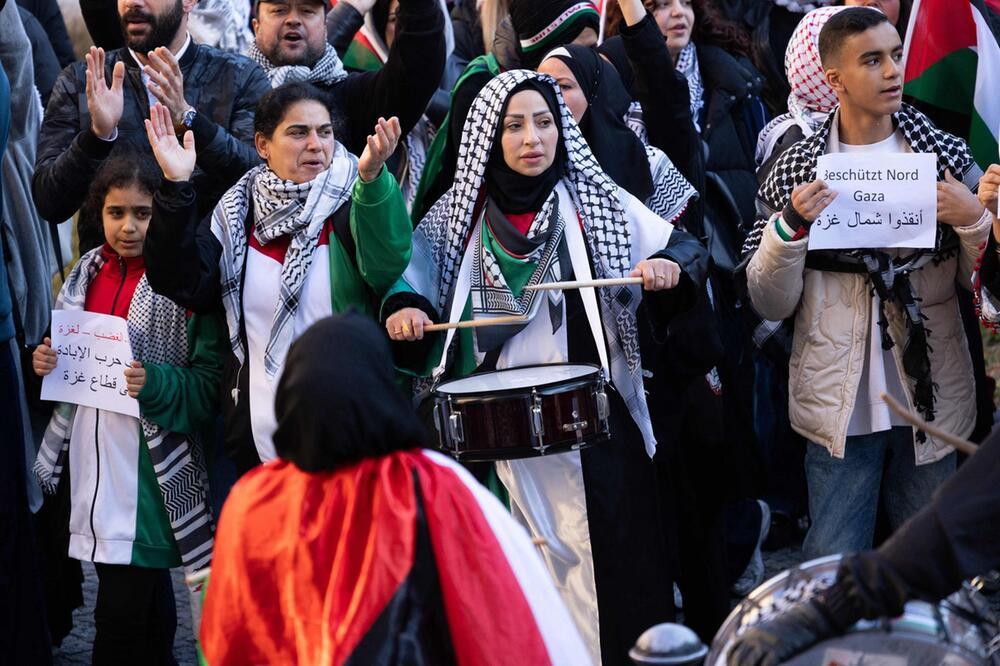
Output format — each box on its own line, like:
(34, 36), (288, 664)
(41, 310), (140, 418)
(808, 152), (937, 251)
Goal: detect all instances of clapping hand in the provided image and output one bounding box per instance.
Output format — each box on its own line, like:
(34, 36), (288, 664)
(145, 104), (196, 182)
(144, 47), (191, 127)
(358, 116), (402, 182)
(85, 47), (125, 140)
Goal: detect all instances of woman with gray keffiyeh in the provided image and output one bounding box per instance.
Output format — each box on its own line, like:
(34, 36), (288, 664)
(381, 70), (707, 665)
(143, 83), (412, 471)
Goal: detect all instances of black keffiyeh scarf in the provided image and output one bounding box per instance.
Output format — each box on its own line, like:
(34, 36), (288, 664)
(405, 69), (662, 450)
(212, 145), (358, 379)
(248, 42), (348, 88)
(34, 248), (214, 572)
(743, 103), (982, 427)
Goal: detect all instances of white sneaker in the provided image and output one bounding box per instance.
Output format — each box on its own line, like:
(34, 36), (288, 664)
(731, 499), (771, 597)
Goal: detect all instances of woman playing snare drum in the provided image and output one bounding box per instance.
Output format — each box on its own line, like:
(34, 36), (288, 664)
(382, 69), (707, 665)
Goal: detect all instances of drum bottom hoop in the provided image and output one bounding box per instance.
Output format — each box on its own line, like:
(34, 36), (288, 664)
(445, 432), (609, 462)
(788, 630), (983, 665)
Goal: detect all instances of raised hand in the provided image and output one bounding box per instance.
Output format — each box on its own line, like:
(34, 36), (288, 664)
(386, 307), (432, 341)
(85, 46), (125, 140)
(341, 0), (378, 14)
(144, 47), (191, 126)
(938, 168), (985, 228)
(358, 116), (402, 183)
(32, 337), (57, 377)
(630, 258), (681, 291)
(145, 104), (196, 182)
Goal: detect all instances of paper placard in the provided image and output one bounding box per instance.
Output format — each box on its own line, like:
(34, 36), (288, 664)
(808, 152), (937, 251)
(41, 310), (139, 418)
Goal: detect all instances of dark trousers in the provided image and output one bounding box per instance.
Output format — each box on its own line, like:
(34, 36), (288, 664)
(92, 564), (177, 666)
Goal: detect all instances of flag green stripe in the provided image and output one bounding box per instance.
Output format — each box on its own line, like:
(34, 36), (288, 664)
(343, 40), (383, 72)
(904, 47), (978, 115)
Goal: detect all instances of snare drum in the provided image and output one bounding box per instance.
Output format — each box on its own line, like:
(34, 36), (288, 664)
(707, 555), (1000, 665)
(432, 363), (611, 461)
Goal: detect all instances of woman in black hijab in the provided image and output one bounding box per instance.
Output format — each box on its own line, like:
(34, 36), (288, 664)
(539, 44), (696, 227)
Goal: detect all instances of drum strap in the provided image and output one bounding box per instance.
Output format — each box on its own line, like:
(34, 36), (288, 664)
(432, 189), (611, 380)
(559, 185), (611, 378)
(432, 214), (480, 380)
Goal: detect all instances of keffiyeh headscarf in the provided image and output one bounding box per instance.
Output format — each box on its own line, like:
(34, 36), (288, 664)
(755, 6), (846, 164)
(676, 43), (705, 133)
(407, 69), (667, 452)
(248, 42), (348, 88)
(509, 0), (600, 68)
(212, 144), (359, 379)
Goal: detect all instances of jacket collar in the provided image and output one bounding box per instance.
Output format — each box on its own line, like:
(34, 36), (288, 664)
(121, 32), (197, 71)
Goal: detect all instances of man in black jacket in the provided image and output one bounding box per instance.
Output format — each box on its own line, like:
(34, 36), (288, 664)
(34, 0), (271, 252)
(248, 0), (444, 158)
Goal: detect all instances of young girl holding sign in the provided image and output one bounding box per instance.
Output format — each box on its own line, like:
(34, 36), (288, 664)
(31, 153), (226, 665)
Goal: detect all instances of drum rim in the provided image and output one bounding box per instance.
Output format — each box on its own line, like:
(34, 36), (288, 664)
(433, 362), (604, 397)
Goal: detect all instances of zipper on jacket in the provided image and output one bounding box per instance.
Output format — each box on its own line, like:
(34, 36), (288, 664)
(110, 255), (127, 316)
(90, 411), (101, 560)
(88, 257), (127, 560)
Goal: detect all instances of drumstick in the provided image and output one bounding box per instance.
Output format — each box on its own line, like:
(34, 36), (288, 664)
(880, 392), (979, 456)
(523, 277), (643, 292)
(423, 315), (528, 332)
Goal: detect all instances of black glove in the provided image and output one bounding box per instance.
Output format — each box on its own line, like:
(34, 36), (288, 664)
(725, 599), (838, 666)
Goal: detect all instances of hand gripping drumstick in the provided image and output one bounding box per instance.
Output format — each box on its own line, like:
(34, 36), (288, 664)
(880, 392), (979, 456)
(423, 315), (529, 332)
(523, 276), (644, 292)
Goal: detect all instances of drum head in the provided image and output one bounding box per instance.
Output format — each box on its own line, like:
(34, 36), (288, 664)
(435, 363), (600, 395)
(708, 556), (1000, 666)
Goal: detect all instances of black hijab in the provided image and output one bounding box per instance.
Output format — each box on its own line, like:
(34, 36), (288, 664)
(485, 79), (566, 215)
(272, 313), (426, 473)
(545, 44), (653, 202)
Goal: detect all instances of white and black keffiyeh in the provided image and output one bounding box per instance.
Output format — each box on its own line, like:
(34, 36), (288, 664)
(248, 42), (348, 88)
(676, 43), (705, 133)
(644, 144), (697, 223)
(743, 103), (981, 258)
(407, 69), (664, 451)
(212, 145), (359, 378)
(33, 249), (214, 572)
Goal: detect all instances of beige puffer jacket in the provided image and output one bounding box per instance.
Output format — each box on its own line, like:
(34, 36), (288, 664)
(747, 213), (990, 463)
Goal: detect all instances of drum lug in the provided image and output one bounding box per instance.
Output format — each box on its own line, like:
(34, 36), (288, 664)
(445, 396), (465, 446)
(595, 388), (609, 421)
(531, 389), (545, 444)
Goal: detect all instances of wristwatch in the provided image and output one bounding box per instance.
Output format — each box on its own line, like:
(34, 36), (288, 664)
(176, 107), (197, 131)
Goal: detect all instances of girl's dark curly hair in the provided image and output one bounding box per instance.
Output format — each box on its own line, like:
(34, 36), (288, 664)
(83, 151), (162, 220)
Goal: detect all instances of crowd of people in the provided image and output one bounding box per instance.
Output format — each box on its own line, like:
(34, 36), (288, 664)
(3, 0), (1000, 664)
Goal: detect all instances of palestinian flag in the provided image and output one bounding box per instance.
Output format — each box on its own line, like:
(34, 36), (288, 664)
(198, 450), (588, 665)
(329, 0), (388, 72)
(903, 0), (1000, 168)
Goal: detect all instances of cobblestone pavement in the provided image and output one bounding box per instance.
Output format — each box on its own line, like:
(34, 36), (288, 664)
(52, 564), (197, 665)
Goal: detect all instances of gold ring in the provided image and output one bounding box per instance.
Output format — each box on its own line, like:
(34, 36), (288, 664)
(402, 322), (410, 333)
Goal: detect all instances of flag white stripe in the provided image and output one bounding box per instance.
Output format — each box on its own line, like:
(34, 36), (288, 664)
(971, 4), (1000, 143)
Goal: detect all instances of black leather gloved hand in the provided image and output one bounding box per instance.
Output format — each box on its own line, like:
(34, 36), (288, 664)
(725, 599), (838, 666)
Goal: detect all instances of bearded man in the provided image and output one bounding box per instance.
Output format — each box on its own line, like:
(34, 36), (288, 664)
(34, 0), (271, 251)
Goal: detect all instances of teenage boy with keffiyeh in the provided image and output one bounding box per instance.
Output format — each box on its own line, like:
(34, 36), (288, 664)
(744, 7), (990, 560)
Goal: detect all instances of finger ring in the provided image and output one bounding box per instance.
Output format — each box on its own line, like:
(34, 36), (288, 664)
(402, 322), (410, 333)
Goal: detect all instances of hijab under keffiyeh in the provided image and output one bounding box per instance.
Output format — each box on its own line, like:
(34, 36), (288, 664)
(404, 69), (674, 454)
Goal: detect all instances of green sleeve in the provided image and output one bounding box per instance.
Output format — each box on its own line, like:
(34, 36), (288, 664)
(137, 311), (227, 434)
(350, 164), (413, 294)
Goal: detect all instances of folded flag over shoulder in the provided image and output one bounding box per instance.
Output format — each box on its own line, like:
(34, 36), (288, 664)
(199, 450), (588, 666)
(903, 0), (1000, 168)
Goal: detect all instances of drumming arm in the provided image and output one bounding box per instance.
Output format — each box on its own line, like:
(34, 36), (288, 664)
(381, 284), (442, 375)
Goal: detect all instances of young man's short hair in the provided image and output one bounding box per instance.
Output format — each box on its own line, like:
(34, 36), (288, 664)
(818, 7), (892, 66)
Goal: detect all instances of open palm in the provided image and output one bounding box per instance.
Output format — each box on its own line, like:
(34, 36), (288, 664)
(144, 103), (196, 182)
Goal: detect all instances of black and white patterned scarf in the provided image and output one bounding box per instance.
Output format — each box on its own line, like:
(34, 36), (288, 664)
(248, 42), (348, 88)
(676, 43), (705, 133)
(407, 69), (661, 449)
(33, 248), (214, 572)
(742, 103), (982, 426)
(212, 145), (358, 378)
